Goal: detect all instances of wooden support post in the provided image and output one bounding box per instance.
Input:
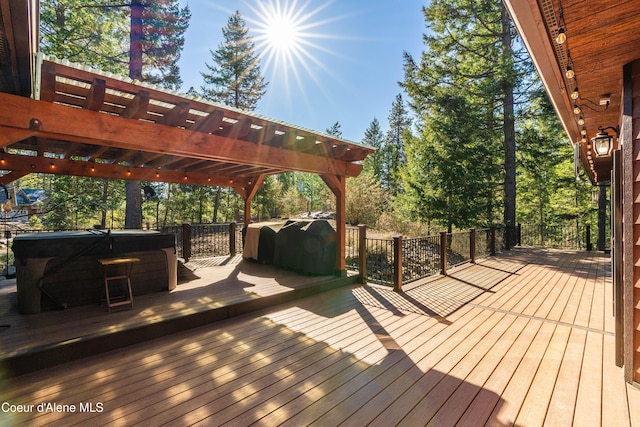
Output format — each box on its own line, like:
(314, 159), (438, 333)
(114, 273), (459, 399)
(243, 198), (251, 228)
(320, 173), (347, 275)
(182, 222), (191, 262)
(440, 231), (448, 275)
(358, 224), (367, 284)
(393, 235), (402, 292)
(612, 148), (623, 367)
(586, 225), (592, 251)
(240, 175), (265, 229)
(229, 222), (236, 256)
(470, 228), (476, 263)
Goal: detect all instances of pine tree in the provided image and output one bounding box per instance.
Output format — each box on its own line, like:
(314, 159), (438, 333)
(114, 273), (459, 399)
(198, 10), (267, 222)
(126, 0), (190, 229)
(40, 0), (190, 229)
(362, 118), (385, 180)
(382, 94), (411, 195)
(200, 10), (268, 110)
(402, 0), (523, 231)
(325, 121), (342, 137)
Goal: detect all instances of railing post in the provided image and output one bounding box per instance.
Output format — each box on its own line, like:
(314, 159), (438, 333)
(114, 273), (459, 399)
(586, 224), (592, 251)
(517, 223), (522, 246)
(490, 227), (496, 256)
(470, 228), (476, 263)
(393, 235), (402, 292)
(229, 222), (236, 256)
(358, 224), (367, 284)
(182, 222), (191, 262)
(440, 231), (448, 275)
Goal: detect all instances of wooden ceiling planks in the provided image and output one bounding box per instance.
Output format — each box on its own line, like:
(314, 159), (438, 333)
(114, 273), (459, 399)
(508, 0), (640, 183)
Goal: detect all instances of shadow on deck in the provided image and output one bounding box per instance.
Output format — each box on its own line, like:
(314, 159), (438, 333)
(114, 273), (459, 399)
(0, 256), (358, 378)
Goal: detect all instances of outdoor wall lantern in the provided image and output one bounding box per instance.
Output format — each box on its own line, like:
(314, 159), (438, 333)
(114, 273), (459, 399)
(591, 126), (619, 157)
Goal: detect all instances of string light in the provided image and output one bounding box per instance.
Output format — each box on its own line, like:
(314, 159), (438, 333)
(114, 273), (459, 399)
(571, 87), (579, 100)
(565, 66), (574, 79)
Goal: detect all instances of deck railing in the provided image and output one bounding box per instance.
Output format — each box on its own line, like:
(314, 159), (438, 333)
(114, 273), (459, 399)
(160, 223), (241, 261)
(347, 226), (510, 289)
(5, 220), (595, 287)
(517, 223), (592, 250)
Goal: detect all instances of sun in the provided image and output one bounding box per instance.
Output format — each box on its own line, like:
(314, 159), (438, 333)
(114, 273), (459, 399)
(249, 0), (334, 76)
(263, 10), (302, 53)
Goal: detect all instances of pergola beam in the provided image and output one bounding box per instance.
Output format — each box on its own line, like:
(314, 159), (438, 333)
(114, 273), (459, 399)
(0, 151), (240, 186)
(0, 92), (363, 178)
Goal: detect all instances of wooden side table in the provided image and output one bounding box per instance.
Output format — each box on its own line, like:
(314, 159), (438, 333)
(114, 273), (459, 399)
(97, 257), (139, 312)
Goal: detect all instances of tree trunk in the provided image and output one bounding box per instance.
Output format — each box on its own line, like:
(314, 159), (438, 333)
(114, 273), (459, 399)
(125, 0), (144, 229)
(129, 0), (143, 81)
(100, 179), (108, 228)
(212, 186), (222, 223)
(501, 4), (517, 235)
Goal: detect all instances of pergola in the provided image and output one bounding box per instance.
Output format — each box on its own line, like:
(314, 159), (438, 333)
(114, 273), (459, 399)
(0, 1), (374, 273)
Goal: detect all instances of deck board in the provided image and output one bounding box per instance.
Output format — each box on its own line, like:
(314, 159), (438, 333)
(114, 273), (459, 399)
(1, 248), (637, 427)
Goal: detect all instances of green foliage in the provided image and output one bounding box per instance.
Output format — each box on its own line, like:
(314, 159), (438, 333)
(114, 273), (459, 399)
(254, 176), (283, 220)
(40, 0), (190, 88)
(380, 94), (411, 195)
(40, 0), (130, 74)
(199, 10), (268, 110)
(42, 176), (125, 229)
(400, 0), (530, 232)
(516, 90), (595, 227)
(361, 118), (385, 179)
(326, 121), (343, 137)
(345, 172), (387, 226)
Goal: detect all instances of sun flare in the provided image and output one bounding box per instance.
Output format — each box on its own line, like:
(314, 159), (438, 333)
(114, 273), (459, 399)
(249, 0), (334, 76)
(247, 0), (345, 113)
(264, 12), (302, 53)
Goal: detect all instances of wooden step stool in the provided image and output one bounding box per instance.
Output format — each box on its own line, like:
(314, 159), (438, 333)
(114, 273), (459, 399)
(98, 257), (139, 312)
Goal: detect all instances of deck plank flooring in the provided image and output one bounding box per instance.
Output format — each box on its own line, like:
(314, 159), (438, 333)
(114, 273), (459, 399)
(1, 247), (638, 426)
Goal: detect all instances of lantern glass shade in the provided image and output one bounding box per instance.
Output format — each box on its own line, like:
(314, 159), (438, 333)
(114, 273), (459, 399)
(592, 131), (613, 157)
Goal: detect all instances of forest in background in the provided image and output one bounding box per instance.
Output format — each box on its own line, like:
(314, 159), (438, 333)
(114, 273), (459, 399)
(8, 0), (601, 236)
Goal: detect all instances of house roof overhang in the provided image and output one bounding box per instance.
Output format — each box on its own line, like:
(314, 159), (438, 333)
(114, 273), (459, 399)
(503, 0), (640, 184)
(0, 2), (374, 194)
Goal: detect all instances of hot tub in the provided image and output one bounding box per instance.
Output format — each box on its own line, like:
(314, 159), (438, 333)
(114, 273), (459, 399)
(12, 230), (177, 314)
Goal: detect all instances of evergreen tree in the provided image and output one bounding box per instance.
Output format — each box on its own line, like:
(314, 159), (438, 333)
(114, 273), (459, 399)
(40, 0), (129, 73)
(127, 0), (190, 228)
(41, 0), (190, 90)
(382, 94), (411, 195)
(40, 0), (190, 229)
(402, 0), (524, 230)
(362, 118), (385, 180)
(200, 11), (268, 110)
(198, 10), (267, 222)
(516, 89), (593, 228)
(326, 121), (342, 137)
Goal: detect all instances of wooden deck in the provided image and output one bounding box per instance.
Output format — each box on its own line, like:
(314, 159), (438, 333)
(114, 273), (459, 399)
(1, 248), (639, 426)
(0, 256), (356, 374)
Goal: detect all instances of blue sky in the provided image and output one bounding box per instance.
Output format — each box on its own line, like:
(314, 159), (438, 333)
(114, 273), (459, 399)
(177, 0), (426, 142)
